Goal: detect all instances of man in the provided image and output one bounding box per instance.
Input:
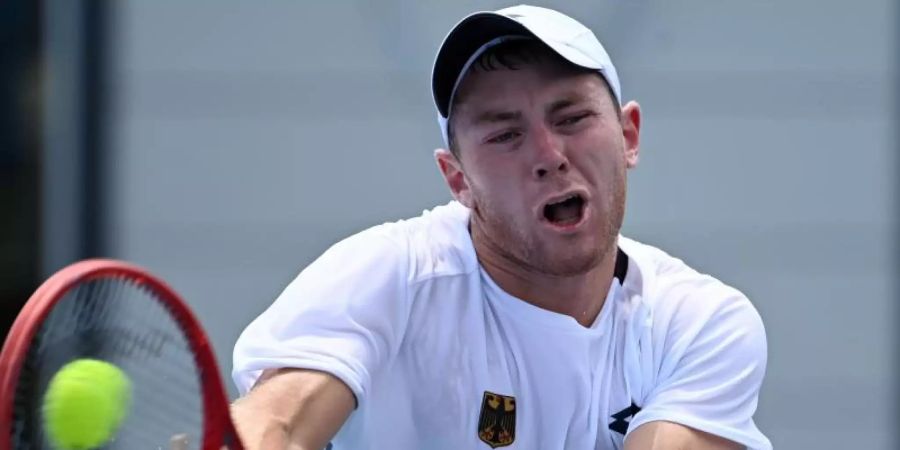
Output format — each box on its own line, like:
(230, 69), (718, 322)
(230, 5), (771, 450)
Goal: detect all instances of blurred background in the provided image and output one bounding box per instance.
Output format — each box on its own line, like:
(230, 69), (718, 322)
(1, 1), (896, 448)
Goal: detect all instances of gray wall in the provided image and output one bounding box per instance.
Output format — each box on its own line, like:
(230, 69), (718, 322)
(104, 2), (896, 449)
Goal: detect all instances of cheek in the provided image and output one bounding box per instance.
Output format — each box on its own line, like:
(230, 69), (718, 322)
(471, 176), (517, 206)
(572, 149), (615, 186)
(467, 155), (522, 195)
(467, 168), (531, 214)
(573, 136), (625, 183)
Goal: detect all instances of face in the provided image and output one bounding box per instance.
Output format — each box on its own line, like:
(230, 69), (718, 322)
(437, 56), (641, 277)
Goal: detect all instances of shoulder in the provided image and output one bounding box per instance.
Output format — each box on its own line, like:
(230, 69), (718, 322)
(618, 237), (771, 449)
(376, 201), (478, 283)
(619, 236), (766, 355)
(316, 201), (477, 284)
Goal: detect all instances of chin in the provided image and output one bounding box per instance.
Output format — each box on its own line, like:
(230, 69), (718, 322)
(548, 226), (620, 275)
(534, 243), (605, 277)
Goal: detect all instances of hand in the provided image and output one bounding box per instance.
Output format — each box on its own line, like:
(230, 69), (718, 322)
(169, 434), (188, 450)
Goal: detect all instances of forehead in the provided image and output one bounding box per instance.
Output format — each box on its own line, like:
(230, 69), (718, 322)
(452, 59), (611, 122)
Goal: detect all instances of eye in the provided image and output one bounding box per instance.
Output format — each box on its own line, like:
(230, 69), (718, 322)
(556, 112), (593, 127)
(485, 130), (520, 144)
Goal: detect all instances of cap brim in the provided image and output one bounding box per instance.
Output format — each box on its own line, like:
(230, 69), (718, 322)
(431, 12), (535, 118)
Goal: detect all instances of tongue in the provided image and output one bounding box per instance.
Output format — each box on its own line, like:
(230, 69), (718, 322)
(548, 199), (581, 224)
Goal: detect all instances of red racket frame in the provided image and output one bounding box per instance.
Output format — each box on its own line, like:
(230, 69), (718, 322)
(0, 259), (244, 450)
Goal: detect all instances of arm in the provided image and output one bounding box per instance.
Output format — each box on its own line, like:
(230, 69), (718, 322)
(231, 232), (411, 449)
(231, 368), (354, 450)
(625, 421), (744, 450)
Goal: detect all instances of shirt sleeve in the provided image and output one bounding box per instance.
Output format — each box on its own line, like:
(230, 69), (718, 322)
(625, 281), (772, 450)
(231, 229), (410, 405)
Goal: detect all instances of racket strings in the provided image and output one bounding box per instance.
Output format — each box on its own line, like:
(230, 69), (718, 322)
(12, 277), (207, 450)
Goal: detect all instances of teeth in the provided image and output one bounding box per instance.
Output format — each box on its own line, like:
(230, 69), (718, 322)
(550, 194), (578, 205)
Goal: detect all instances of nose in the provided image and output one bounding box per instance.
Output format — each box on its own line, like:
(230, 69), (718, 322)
(531, 126), (568, 179)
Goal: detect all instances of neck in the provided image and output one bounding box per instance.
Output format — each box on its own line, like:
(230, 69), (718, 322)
(472, 222), (619, 328)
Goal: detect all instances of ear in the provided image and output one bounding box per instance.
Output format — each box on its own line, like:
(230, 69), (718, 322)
(620, 101), (641, 169)
(434, 148), (474, 208)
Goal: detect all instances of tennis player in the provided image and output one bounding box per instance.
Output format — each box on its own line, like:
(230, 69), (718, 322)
(230, 5), (771, 450)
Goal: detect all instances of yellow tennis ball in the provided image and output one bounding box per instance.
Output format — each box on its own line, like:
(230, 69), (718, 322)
(42, 359), (132, 450)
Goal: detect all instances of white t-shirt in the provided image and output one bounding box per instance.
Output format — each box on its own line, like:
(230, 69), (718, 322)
(232, 201), (771, 450)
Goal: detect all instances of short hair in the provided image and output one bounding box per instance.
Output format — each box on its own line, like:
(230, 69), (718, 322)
(446, 39), (621, 158)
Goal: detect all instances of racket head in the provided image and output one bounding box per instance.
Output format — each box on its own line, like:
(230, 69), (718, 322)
(0, 259), (243, 450)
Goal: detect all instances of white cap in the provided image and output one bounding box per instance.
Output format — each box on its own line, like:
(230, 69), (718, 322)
(431, 5), (622, 146)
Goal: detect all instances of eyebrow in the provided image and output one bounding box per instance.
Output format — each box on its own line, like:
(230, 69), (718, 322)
(466, 94), (592, 127)
(470, 110), (522, 127)
(546, 95), (588, 115)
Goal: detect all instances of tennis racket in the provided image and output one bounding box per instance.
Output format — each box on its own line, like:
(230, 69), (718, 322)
(0, 259), (244, 450)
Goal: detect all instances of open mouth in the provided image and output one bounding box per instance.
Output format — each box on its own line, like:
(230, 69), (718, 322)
(542, 194), (585, 226)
